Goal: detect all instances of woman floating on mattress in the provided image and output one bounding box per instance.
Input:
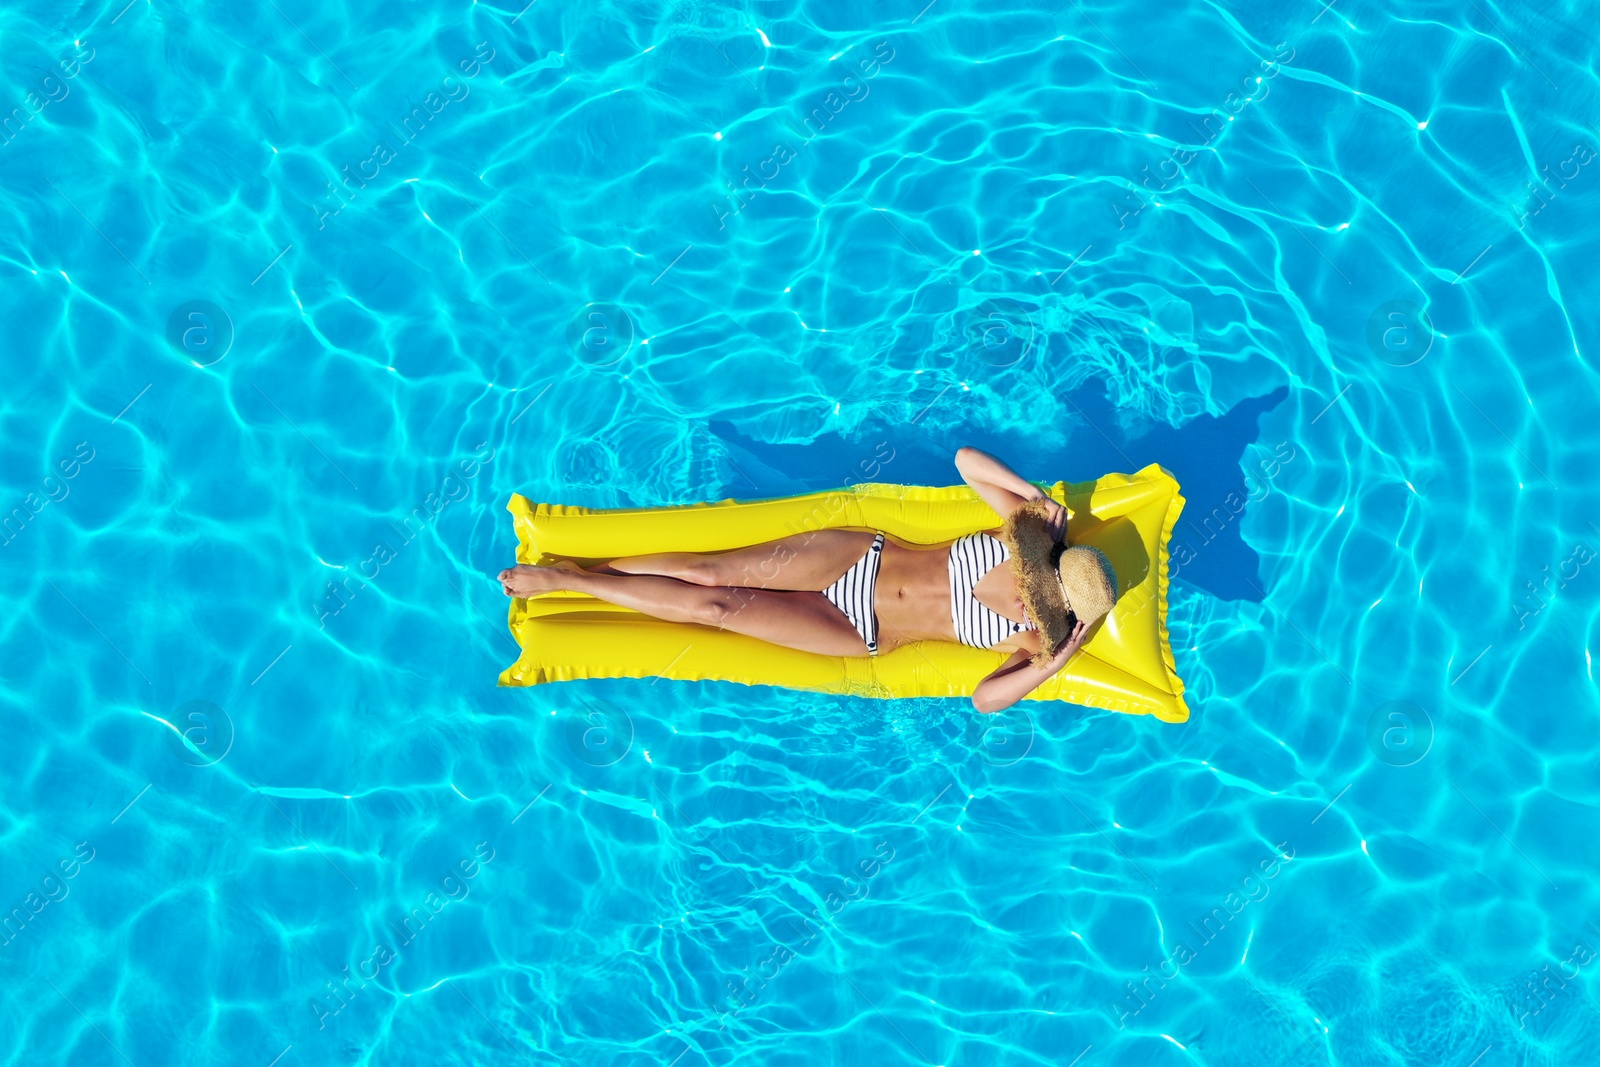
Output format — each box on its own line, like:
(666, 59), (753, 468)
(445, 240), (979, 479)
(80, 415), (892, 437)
(497, 448), (1118, 713)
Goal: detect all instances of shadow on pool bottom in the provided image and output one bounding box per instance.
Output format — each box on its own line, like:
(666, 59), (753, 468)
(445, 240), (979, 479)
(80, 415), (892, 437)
(709, 380), (1291, 604)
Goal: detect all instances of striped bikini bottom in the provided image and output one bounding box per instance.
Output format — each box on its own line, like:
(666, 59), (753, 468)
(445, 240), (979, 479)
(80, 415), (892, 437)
(820, 532), (885, 656)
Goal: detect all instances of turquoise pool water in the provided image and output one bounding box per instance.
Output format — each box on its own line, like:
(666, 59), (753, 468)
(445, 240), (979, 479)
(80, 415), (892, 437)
(3, 0), (1599, 1064)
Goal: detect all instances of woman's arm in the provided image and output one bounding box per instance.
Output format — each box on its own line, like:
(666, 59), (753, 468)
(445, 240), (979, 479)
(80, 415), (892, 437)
(956, 446), (1043, 505)
(955, 447), (1066, 537)
(971, 620), (1090, 714)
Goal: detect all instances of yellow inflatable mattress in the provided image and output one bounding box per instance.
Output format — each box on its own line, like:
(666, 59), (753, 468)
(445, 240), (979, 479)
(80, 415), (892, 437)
(499, 463), (1188, 722)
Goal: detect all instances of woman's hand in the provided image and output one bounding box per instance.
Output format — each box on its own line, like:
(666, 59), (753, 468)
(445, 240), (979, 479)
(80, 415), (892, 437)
(1047, 619), (1091, 670)
(972, 618), (1091, 713)
(957, 448), (1062, 529)
(1038, 496), (1068, 542)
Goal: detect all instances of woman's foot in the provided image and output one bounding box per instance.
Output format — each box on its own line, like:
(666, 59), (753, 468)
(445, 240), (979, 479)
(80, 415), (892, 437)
(498, 559), (588, 597)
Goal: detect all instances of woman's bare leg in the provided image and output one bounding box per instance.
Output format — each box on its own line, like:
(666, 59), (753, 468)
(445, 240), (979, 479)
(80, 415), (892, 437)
(498, 561), (871, 656)
(598, 529), (877, 590)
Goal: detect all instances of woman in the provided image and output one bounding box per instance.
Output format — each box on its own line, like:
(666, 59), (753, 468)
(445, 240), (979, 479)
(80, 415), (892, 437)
(498, 447), (1118, 713)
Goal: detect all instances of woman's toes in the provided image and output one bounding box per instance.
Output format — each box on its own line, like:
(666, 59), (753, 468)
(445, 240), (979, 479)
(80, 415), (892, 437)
(501, 564), (556, 598)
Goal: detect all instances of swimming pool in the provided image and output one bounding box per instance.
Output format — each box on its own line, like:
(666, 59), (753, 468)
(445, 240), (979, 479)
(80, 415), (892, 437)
(2, 0), (1597, 1063)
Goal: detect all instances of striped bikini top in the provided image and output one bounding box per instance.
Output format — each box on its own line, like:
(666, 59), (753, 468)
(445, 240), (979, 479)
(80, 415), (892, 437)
(948, 532), (1037, 649)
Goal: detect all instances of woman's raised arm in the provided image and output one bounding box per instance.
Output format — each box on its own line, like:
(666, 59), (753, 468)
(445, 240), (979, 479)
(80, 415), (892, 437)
(955, 446), (1046, 519)
(970, 620), (1090, 714)
(955, 447), (1066, 538)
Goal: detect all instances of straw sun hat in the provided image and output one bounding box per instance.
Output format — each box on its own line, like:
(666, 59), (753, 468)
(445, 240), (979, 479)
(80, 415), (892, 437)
(1001, 496), (1119, 667)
